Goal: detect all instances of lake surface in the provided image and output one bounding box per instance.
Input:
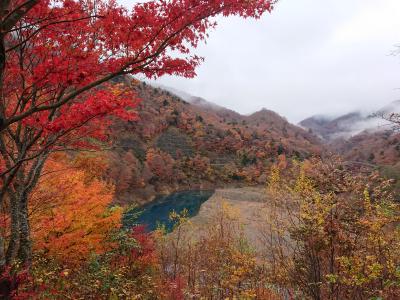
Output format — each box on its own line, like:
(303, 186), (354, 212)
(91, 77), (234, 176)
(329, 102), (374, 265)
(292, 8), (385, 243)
(123, 190), (214, 232)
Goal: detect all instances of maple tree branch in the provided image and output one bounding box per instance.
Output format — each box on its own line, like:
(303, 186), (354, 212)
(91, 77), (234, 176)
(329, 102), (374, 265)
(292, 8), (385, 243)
(2, 0), (39, 32)
(2, 2), (222, 130)
(0, 108), (107, 178)
(6, 15), (104, 53)
(0, 0), (274, 134)
(5, 10), (81, 32)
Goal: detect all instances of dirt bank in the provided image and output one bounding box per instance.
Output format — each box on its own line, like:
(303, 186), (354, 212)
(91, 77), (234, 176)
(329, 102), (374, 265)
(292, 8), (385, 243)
(188, 187), (271, 253)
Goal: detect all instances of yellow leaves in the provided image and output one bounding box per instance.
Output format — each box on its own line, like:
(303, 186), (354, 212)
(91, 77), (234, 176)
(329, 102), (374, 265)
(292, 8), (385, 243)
(169, 208), (191, 229)
(266, 164), (287, 202)
(325, 273), (338, 284)
(367, 262), (384, 280)
(293, 165), (318, 199)
(336, 256), (384, 287)
(263, 157), (400, 297)
(267, 165), (280, 191)
(364, 187), (372, 215)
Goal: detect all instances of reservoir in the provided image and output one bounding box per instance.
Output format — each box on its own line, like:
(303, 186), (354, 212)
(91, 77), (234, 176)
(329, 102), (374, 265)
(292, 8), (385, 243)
(123, 190), (214, 232)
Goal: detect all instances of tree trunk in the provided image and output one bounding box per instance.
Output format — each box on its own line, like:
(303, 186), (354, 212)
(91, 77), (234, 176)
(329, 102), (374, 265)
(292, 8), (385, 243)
(17, 195), (31, 265)
(15, 154), (48, 266)
(0, 34), (5, 85)
(5, 195), (19, 265)
(0, 237), (5, 271)
(0, 34), (6, 131)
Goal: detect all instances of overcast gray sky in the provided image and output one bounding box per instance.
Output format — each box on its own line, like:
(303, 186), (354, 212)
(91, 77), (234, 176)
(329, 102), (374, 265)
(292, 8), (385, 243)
(122, 0), (400, 123)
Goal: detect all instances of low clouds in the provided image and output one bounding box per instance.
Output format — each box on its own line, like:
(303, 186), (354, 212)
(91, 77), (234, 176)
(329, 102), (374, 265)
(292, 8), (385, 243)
(123, 0), (400, 123)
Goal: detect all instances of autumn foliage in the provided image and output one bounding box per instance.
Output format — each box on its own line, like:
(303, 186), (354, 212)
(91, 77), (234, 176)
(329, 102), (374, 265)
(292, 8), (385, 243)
(109, 82), (320, 204)
(0, 0), (278, 269)
(263, 158), (400, 299)
(156, 205), (280, 299)
(1, 0), (277, 135)
(3, 1), (399, 299)
(30, 154), (121, 265)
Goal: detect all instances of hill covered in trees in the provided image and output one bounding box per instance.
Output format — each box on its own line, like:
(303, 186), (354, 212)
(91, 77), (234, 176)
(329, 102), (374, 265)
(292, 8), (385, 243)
(108, 78), (323, 204)
(299, 103), (400, 166)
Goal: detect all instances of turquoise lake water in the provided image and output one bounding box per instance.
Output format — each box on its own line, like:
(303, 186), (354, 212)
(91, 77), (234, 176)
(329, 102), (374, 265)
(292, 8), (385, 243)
(123, 190), (214, 232)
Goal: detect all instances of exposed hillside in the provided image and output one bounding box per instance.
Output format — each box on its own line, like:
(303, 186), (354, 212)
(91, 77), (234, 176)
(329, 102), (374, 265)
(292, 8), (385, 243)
(109, 78), (322, 204)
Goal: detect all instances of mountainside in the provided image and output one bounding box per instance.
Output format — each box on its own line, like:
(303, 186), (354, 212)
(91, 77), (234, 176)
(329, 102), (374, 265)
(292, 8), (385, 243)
(330, 130), (400, 165)
(299, 112), (372, 141)
(300, 101), (400, 166)
(109, 78), (322, 204)
(158, 85), (246, 123)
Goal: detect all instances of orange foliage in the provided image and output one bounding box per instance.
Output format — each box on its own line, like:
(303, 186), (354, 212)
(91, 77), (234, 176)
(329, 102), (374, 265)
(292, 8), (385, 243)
(145, 148), (175, 181)
(277, 154), (288, 170)
(72, 153), (109, 182)
(30, 155), (122, 266)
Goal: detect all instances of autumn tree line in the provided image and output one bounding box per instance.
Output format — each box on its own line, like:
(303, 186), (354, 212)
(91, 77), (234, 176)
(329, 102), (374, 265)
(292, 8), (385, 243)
(0, 0), (399, 299)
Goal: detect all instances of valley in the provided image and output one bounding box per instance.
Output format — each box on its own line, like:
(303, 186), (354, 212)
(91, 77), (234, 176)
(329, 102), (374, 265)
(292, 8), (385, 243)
(108, 78), (400, 209)
(299, 102), (400, 166)
(108, 78), (322, 205)
(114, 79), (400, 244)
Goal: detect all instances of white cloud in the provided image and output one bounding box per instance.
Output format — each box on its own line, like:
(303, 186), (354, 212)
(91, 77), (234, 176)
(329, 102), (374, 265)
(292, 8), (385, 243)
(331, 0), (400, 45)
(119, 0), (400, 123)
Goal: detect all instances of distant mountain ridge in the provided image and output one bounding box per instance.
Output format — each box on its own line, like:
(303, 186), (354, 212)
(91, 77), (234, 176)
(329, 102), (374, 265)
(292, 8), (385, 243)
(299, 101), (400, 142)
(299, 112), (365, 141)
(154, 84), (245, 123)
(299, 101), (400, 165)
(154, 84), (316, 139)
(161, 85), (322, 144)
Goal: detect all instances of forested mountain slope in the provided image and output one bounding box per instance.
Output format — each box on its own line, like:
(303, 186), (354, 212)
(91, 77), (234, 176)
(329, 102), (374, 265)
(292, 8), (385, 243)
(300, 102), (400, 166)
(108, 78), (322, 204)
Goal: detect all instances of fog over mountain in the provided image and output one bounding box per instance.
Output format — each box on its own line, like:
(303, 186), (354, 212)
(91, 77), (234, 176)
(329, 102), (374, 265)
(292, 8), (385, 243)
(127, 0), (400, 123)
(299, 101), (400, 141)
(155, 82), (400, 143)
(119, 0), (400, 123)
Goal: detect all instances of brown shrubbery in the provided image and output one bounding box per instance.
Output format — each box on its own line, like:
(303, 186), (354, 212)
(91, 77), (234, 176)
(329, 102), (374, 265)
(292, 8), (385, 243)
(156, 205), (280, 299)
(262, 158), (400, 299)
